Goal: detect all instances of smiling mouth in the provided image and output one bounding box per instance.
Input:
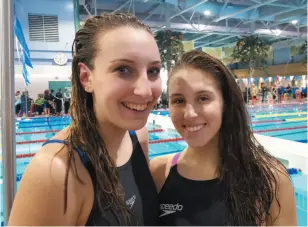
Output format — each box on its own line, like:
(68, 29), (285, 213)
(122, 102), (148, 112)
(184, 124), (206, 132)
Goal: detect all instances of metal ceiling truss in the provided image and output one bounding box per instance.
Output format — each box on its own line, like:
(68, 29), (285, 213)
(80, 0), (307, 47)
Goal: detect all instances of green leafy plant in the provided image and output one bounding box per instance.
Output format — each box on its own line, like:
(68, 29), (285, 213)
(299, 40), (307, 55)
(155, 30), (184, 73)
(232, 35), (270, 78)
(299, 40), (307, 64)
(160, 90), (169, 108)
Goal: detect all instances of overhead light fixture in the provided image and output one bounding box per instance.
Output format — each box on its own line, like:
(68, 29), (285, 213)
(204, 10), (211, 16)
(291, 20), (298, 24)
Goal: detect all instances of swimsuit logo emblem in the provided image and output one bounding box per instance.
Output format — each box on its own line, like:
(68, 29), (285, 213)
(159, 203), (183, 217)
(126, 195), (136, 209)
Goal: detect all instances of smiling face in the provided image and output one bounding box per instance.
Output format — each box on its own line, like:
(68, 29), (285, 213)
(81, 26), (162, 130)
(168, 67), (224, 148)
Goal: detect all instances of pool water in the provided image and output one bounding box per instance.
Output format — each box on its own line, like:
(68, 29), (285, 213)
(152, 104), (308, 144)
(0, 104), (307, 225)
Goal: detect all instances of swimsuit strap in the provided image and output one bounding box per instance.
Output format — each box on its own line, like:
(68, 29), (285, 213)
(42, 139), (89, 165)
(171, 152), (181, 167)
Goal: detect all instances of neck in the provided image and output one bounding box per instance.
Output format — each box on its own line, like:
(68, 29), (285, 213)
(184, 135), (220, 176)
(99, 120), (127, 149)
(97, 119), (132, 164)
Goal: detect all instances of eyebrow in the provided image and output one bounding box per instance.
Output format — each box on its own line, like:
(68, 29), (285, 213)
(170, 90), (214, 97)
(170, 93), (183, 97)
(196, 90), (214, 95)
(110, 59), (162, 65)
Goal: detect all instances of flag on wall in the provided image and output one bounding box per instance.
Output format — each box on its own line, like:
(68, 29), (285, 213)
(14, 3), (32, 86)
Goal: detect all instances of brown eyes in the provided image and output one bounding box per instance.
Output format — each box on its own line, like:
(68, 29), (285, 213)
(171, 96), (209, 105)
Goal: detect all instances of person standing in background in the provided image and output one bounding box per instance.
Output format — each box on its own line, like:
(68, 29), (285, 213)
(261, 83), (268, 103)
(34, 94), (44, 115)
(55, 88), (63, 115)
(250, 83), (258, 104)
(20, 91), (30, 117)
(15, 91), (21, 116)
(63, 88), (71, 115)
(44, 89), (52, 115)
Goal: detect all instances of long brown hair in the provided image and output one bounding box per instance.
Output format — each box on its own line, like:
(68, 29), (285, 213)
(65, 13), (152, 225)
(168, 50), (288, 225)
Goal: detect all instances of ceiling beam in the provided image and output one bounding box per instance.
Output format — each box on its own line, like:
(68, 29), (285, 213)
(79, 13), (306, 39)
(195, 35), (238, 48)
(169, 0), (208, 20)
(213, 0), (279, 23)
(142, 3), (161, 22)
(243, 5), (307, 24)
(112, 0), (130, 13)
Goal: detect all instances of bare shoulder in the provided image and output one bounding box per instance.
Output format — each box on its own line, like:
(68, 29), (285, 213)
(267, 165), (297, 226)
(136, 126), (149, 160)
(8, 135), (93, 226)
(149, 153), (176, 192)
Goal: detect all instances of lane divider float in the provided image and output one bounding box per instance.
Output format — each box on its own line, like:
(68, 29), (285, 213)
(10, 137), (184, 160)
(254, 112), (307, 118)
(253, 125), (307, 133)
(15, 125), (307, 145)
(16, 128), (164, 135)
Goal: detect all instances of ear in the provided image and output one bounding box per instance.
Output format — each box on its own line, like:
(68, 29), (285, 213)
(78, 63), (93, 93)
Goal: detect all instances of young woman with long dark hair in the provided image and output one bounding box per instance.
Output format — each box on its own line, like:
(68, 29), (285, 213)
(150, 50), (297, 226)
(9, 13), (162, 226)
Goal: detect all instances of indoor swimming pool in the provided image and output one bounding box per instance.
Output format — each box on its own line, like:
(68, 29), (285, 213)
(0, 105), (307, 225)
(152, 103), (308, 144)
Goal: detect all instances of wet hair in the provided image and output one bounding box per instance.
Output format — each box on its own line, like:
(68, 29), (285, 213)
(168, 50), (288, 225)
(64, 13), (152, 225)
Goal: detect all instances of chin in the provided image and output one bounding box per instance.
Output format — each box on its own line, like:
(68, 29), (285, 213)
(186, 141), (207, 148)
(120, 119), (148, 131)
(182, 135), (212, 149)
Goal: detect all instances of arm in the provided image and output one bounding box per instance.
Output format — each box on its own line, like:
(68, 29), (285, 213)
(267, 170), (297, 226)
(8, 147), (88, 226)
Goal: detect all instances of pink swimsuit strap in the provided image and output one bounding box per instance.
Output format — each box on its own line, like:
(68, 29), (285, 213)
(171, 152), (181, 167)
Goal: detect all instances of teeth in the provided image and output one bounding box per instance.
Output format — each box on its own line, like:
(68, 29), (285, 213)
(185, 124), (205, 132)
(123, 102), (147, 111)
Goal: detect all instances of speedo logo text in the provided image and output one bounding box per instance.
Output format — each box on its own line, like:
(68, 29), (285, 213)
(159, 203), (183, 217)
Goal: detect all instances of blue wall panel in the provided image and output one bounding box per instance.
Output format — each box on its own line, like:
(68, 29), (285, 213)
(15, 0), (75, 63)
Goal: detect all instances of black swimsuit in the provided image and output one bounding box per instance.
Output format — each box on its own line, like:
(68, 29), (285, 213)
(157, 152), (229, 226)
(42, 130), (159, 226)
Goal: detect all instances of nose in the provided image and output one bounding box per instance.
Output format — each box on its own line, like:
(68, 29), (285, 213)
(133, 73), (152, 101)
(184, 104), (198, 120)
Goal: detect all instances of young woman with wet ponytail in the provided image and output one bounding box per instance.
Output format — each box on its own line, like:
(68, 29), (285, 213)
(9, 13), (162, 226)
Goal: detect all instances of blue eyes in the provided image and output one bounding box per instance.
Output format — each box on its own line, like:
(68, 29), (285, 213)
(115, 66), (160, 78)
